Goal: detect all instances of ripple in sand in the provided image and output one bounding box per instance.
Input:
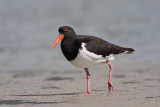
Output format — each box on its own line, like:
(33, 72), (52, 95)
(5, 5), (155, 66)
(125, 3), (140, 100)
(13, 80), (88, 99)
(46, 77), (74, 81)
(144, 78), (160, 81)
(122, 81), (141, 84)
(143, 85), (157, 87)
(41, 86), (60, 89)
(145, 96), (160, 99)
(0, 100), (64, 105)
(113, 74), (126, 78)
(13, 72), (35, 78)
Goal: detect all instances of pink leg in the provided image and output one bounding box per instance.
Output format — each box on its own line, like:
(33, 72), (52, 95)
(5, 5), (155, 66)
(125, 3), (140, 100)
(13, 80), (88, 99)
(107, 61), (114, 95)
(79, 68), (90, 95)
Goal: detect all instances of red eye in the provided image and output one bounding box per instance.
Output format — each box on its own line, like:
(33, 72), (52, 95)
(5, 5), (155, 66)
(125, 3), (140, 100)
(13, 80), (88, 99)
(64, 29), (68, 31)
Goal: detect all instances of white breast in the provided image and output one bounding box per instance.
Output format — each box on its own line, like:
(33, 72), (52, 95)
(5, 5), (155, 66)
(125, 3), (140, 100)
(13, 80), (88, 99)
(69, 43), (115, 68)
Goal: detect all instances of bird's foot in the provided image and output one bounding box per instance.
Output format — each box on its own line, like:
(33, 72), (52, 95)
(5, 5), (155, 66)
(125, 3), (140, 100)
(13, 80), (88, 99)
(78, 91), (90, 95)
(107, 80), (114, 95)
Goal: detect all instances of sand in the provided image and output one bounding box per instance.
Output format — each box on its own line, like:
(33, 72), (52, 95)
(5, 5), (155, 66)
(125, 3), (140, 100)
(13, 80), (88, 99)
(0, 62), (160, 107)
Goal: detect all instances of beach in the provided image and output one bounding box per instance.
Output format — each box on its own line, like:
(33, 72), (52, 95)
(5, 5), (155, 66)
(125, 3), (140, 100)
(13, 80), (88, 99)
(0, 62), (159, 107)
(0, 0), (160, 106)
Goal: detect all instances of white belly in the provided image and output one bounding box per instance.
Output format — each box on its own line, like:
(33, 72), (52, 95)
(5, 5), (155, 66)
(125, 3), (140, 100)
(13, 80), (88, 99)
(69, 43), (115, 68)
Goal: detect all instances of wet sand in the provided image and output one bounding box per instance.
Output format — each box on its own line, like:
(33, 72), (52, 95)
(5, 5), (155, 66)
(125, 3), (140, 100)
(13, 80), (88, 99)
(0, 62), (160, 107)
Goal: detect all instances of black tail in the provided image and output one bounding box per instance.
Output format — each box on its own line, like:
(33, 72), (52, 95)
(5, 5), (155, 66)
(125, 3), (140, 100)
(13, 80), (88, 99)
(124, 48), (135, 54)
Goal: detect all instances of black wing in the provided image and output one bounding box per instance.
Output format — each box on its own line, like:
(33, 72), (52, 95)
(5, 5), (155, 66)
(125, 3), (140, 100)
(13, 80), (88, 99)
(77, 35), (134, 57)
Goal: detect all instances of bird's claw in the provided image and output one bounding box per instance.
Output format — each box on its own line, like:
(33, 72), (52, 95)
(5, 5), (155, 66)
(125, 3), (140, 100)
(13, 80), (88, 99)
(78, 92), (90, 95)
(108, 81), (114, 95)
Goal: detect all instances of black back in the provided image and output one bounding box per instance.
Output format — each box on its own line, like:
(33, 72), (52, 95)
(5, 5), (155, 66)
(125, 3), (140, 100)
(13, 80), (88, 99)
(77, 35), (134, 57)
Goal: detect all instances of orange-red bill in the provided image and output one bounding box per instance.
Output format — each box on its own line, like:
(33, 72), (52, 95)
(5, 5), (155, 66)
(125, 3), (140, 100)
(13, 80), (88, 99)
(50, 33), (64, 50)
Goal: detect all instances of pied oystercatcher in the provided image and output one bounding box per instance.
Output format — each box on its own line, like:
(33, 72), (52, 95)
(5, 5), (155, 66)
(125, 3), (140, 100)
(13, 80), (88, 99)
(50, 26), (134, 95)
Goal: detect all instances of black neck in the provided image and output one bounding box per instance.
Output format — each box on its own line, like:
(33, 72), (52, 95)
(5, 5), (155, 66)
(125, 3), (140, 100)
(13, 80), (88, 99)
(61, 38), (81, 61)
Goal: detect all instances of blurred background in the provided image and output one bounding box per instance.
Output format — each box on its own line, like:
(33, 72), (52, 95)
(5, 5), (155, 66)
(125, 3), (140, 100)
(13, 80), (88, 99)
(0, 0), (160, 73)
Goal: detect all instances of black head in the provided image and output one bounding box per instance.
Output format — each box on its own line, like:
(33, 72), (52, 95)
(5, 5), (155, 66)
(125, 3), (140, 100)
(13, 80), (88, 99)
(58, 26), (76, 39)
(50, 26), (76, 50)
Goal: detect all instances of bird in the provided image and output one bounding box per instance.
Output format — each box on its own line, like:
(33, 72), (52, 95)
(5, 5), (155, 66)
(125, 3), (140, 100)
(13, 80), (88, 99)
(50, 26), (134, 95)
